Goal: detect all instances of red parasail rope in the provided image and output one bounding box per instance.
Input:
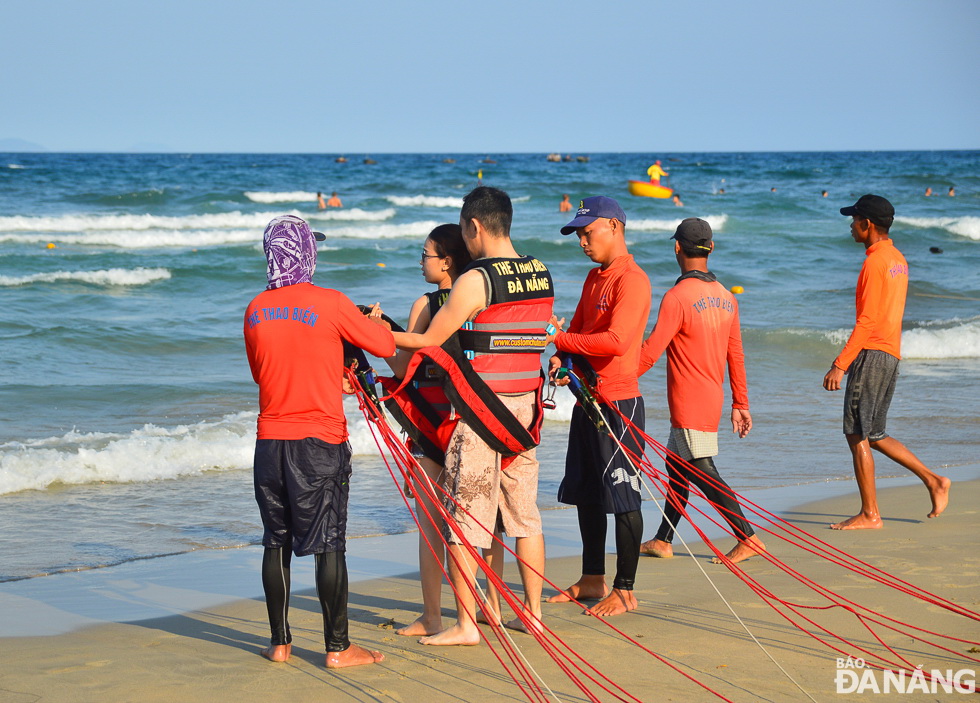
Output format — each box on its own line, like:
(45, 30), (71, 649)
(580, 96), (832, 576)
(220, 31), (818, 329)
(346, 367), (737, 702)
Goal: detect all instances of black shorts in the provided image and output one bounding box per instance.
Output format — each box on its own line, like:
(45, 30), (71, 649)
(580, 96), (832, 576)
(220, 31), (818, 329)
(253, 438), (352, 556)
(557, 396), (645, 514)
(843, 349), (899, 442)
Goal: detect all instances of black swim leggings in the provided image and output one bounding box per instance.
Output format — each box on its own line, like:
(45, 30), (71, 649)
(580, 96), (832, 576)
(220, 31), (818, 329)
(578, 505), (643, 591)
(654, 455), (754, 544)
(262, 547), (351, 652)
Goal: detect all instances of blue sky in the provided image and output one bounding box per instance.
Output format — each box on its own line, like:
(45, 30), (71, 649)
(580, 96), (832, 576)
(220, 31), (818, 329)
(2, 0), (978, 153)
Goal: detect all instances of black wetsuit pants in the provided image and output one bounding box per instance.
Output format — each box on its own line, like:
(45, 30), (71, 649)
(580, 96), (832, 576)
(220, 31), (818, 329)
(262, 547), (350, 652)
(578, 505), (643, 591)
(654, 455), (754, 544)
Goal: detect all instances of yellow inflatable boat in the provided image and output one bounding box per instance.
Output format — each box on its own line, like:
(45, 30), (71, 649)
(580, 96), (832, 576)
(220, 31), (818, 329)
(627, 180), (673, 199)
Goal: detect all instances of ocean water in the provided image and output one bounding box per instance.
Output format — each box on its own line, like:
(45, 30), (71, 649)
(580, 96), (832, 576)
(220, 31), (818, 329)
(1, 151), (978, 583)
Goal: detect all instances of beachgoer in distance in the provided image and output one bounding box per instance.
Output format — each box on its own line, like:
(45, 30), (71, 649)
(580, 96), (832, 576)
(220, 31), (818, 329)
(822, 190), (829, 198)
(636, 218), (765, 565)
(822, 195), (951, 529)
(545, 196), (652, 616)
(948, 186), (955, 196)
(647, 160), (668, 186)
(378, 186), (553, 645)
(672, 193), (684, 207)
(559, 193), (573, 212)
(317, 191), (326, 210)
(243, 215), (393, 668)
(379, 224), (473, 637)
(327, 191), (343, 207)
(924, 187), (933, 197)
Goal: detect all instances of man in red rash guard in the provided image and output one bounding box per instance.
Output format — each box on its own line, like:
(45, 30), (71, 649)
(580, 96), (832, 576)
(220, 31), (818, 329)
(546, 196), (652, 617)
(244, 215), (394, 669)
(822, 195), (950, 530)
(636, 218), (765, 565)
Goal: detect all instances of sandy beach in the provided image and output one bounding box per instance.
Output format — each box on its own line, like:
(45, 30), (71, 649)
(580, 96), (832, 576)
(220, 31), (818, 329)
(1, 478), (977, 703)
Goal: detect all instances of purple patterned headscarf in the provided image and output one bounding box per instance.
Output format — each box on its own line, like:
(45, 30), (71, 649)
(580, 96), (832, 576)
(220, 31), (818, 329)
(263, 215), (320, 290)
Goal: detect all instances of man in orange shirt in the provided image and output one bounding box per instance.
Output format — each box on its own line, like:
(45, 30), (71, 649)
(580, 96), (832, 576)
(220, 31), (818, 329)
(244, 215), (394, 669)
(546, 196), (652, 616)
(822, 195), (950, 530)
(636, 218), (764, 565)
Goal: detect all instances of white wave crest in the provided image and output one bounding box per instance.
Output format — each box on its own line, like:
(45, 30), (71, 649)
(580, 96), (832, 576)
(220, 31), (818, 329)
(0, 229), (259, 249)
(895, 216), (980, 241)
(821, 318), (980, 359)
(7, 164), (25, 169)
(324, 220), (444, 240)
(631, 214), (728, 232)
(245, 191), (318, 203)
(386, 195), (463, 208)
(0, 208), (394, 233)
(0, 267), (171, 287)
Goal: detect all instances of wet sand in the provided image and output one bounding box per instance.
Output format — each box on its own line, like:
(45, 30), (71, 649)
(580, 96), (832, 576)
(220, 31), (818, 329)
(1, 479), (977, 702)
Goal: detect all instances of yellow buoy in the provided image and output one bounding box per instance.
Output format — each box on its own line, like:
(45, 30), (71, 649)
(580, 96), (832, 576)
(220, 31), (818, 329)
(730, 285), (744, 294)
(46, 242), (56, 249)
(377, 262), (386, 268)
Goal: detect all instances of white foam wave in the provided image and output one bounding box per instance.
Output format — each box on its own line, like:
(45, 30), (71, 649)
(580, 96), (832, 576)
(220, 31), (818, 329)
(821, 318), (980, 359)
(0, 229), (259, 249)
(386, 195), (463, 208)
(896, 216), (980, 241)
(7, 164), (25, 169)
(324, 220), (444, 239)
(0, 267), (171, 287)
(0, 208), (394, 234)
(245, 191), (317, 203)
(631, 214), (728, 232)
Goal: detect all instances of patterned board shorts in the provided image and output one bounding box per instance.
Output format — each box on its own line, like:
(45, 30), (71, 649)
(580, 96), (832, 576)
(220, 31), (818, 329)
(441, 392), (542, 550)
(843, 349), (899, 441)
(667, 426), (719, 461)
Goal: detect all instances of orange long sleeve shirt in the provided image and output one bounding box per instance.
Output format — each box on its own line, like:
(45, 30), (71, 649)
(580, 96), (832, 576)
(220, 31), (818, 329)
(638, 273), (749, 432)
(553, 254), (651, 401)
(244, 283), (395, 443)
(833, 239), (908, 371)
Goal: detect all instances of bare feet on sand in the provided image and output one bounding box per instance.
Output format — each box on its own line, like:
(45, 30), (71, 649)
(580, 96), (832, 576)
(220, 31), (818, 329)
(475, 607), (501, 627)
(830, 513), (883, 530)
(546, 575), (608, 603)
(504, 605), (544, 635)
(710, 535), (767, 564)
(418, 622), (481, 647)
(260, 644), (291, 662)
(639, 538), (674, 558)
(395, 615), (442, 637)
(586, 589), (638, 617)
(928, 476), (951, 518)
(325, 643), (384, 669)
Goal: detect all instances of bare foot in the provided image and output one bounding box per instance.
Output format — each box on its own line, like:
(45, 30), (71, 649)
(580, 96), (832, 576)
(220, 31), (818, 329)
(325, 643), (384, 669)
(504, 605), (543, 635)
(927, 476), (951, 518)
(418, 622), (481, 647)
(395, 615), (442, 637)
(546, 575), (608, 603)
(710, 535), (767, 564)
(639, 538), (674, 558)
(260, 643), (291, 662)
(475, 607), (500, 627)
(830, 513), (883, 530)
(586, 589), (638, 617)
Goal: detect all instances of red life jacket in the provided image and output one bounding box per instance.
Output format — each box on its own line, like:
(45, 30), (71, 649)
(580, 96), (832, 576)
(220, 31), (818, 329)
(458, 256), (555, 394)
(380, 256), (554, 464)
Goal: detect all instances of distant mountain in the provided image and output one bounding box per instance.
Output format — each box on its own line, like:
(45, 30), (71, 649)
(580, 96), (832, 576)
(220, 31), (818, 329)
(0, 138), (47, 152)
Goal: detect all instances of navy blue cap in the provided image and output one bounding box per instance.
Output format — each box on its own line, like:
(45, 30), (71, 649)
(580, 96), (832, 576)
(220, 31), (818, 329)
(560, 196), (626, 235)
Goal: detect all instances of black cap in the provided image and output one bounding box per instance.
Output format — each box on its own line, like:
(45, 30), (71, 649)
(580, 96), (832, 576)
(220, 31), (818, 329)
(671, 218), (713, 252)
(840, 194), (894, 229)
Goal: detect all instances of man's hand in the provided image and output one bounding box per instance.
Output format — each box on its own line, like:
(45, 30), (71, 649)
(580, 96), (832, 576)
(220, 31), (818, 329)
(823, 365), (845, 391)
(366, 302), (391, 330)
(545, 315), (565, 346)
(731, 408), (752, 438)
(548, 354), (570, 386)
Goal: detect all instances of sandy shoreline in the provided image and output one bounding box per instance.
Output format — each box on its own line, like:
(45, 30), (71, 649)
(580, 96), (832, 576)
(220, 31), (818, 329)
(1, 478), (977, 702)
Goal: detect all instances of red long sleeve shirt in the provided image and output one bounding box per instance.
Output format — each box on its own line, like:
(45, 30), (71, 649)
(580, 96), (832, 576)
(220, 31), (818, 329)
(833, 239), (908, 371)
(638, 274), (749, 432)
(244, 283), (395, 442)
(553, 254), (651, 401)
